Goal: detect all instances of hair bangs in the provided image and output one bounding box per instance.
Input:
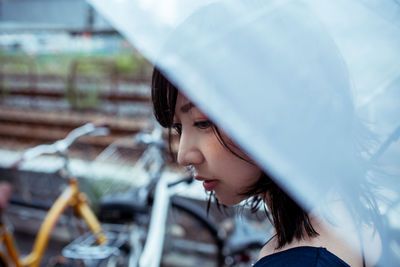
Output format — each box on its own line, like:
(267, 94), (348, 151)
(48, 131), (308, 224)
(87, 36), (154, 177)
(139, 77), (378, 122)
(151, 67), (179, 127)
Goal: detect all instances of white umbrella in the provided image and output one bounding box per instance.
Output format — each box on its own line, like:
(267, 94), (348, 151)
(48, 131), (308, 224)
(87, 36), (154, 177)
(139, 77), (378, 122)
(88, 0), (400, 265)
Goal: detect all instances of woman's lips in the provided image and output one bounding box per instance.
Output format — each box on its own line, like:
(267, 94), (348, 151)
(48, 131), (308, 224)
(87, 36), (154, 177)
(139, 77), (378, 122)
(195, 176), (218, 191)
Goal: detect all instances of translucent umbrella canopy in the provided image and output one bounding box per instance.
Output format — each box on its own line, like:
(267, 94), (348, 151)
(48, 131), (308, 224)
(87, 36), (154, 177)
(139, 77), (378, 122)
(88, 0), (400, 265)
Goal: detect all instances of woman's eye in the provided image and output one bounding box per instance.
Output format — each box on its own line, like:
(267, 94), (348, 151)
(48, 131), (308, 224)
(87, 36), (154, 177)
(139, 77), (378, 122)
(172, 123), (182, 135)
(193, 120), (212, 130)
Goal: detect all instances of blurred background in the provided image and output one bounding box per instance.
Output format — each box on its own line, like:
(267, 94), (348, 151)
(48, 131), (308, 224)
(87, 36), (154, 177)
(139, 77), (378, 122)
(0, 0), (155, 264)
(0, 0), (154, 154)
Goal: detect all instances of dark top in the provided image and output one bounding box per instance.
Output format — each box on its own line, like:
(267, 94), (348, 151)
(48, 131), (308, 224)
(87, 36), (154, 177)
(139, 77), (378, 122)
(253, 246), (350, 267)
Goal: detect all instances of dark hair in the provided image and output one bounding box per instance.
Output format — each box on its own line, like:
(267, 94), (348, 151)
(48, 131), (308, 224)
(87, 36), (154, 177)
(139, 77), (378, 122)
(151, 67), (319, 248)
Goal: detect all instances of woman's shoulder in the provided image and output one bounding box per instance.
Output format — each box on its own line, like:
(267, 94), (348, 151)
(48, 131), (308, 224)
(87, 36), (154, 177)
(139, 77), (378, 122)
(256, 215), (381, 266)
(253, 246), (350, 267)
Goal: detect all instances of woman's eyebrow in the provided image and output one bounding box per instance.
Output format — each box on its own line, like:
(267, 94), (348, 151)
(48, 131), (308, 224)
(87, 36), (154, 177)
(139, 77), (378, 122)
(180, 102), (194, 113)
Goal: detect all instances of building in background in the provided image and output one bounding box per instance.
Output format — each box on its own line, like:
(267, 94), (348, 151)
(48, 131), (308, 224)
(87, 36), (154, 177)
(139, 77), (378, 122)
(0, 0), (126, 54)
(0, 0), (113, 33)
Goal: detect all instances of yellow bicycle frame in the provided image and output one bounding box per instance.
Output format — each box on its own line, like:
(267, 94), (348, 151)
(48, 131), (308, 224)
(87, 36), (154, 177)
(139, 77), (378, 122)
(0, 178), (107, 267)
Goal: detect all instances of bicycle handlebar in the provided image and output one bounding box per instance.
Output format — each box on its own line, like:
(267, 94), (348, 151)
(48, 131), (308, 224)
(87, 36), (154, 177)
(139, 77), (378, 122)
(167, 175), (193, 188)
(135, 123), (166, 148)
(11, 122), (109, 169)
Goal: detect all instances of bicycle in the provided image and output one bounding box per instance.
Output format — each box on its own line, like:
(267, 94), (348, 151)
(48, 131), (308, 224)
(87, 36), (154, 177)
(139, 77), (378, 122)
(0, 122), (124, 267)
(65, 121), (272, 267)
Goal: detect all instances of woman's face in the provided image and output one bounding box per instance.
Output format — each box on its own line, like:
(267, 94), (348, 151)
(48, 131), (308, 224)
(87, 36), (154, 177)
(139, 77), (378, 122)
(173, 92), (262, 205)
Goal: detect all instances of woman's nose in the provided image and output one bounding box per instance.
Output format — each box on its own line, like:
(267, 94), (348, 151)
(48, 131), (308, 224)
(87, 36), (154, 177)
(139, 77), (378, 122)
(176, 133), (204, 167)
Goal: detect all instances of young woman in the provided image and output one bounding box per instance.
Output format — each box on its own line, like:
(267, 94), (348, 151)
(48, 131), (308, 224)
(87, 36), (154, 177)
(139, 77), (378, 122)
(151, 68), (381, 266)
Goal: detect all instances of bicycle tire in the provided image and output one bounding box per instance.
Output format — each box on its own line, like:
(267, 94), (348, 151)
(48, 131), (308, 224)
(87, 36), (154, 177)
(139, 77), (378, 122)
(0, 253), (7, 267)
(161, 196), (224, 267)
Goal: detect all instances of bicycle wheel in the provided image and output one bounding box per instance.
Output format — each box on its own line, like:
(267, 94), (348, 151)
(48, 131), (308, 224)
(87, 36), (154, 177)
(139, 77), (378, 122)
(0, 253), (7, 267)
(162, 196), (224, 267)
